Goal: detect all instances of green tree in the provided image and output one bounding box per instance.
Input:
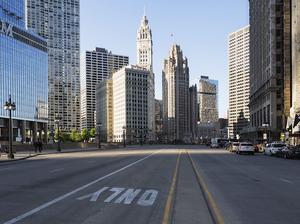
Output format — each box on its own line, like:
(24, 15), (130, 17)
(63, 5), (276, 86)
(75, 132), (82, 142)
(81, 128), (89, 142)
(70, 130), (77, 142)
(89, 128), (96, 138)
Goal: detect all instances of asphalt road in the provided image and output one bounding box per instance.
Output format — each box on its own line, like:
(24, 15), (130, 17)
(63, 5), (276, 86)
(0, 145), (300, 224)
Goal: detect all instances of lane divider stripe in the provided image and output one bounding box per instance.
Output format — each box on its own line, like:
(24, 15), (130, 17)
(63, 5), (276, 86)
(187, 151), (225, 224)
(162, 150), (181, 224)
(3, 150), (162, 224)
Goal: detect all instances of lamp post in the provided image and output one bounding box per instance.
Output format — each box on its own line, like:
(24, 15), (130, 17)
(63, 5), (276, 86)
(97, 123), (102, 149)
(122, 126), (126, 148)
(54, 115), (61, 152)
(4, 95), (16, 159)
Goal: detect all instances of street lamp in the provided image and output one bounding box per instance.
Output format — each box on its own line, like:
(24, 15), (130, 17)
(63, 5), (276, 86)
(122, 126), (126, 148)
(54, 114), (61, 152)
(4, 95), (16, 159)
(97, 123), (102, 149)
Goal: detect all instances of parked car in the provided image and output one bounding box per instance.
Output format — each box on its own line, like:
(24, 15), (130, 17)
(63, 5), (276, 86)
(277, 145), (300, 159)
(237, 142), (255, 155)
(229, 142), (240, 152)
(264, 142), (286, 156)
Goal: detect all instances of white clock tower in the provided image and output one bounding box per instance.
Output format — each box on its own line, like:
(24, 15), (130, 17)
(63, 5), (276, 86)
(137, 14), (155, 140)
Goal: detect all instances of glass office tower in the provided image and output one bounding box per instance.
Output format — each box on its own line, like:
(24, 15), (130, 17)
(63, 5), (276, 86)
(0, 0), (48, 143)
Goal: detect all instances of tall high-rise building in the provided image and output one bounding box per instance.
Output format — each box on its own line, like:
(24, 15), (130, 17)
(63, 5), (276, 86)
(248, 0), (291, 141)
(112, 65), (150, 143)
(198, 76), (218, 123)
(27, 0), (80, 131)
(290, 0), (300, 134)
(188, 85), (198, 140)
(80, 48), (129, 130)
(137, 14), (155, 139)
(95, 79), (113, 142)
(0, 0), (48, 143)
(228, 26), (250, 139)
(162, 44), (190, 141)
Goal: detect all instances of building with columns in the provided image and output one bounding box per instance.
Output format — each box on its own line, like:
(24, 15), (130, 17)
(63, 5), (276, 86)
(247, 0), (292, 142)
(162, 44), (190, 142)
(137, 14), (155, 140)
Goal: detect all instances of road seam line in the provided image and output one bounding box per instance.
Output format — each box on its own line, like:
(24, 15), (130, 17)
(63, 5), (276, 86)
(162, 150), (181, 224)
(3, 150), (162, 224)
(187, 150), (225, 224)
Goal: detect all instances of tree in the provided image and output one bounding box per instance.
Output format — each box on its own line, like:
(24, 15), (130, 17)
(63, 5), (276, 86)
(81, 128), (89, 142)
(90, 128), (96, 138)
(70, 130), (82, 142)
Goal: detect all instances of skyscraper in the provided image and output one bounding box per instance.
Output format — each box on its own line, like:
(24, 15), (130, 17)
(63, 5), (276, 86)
(290, 0), (300, 134)
(112, 65), (150, 143)
(27, 0), (80, 131)
(198, 76), (218, 123)
(137, 14), (155, 139)
(248, 0), (291, 141)
(0, 0), (48, 143)
(162, 44), (190, 141)
(228, 26), (250, 139)
(188, 85), (198, 140)
(81, 48), (129, 130)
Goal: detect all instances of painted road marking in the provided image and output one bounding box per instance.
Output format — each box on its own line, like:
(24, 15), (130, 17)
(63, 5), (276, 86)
(137, 190), (158, 207)
(3, 150), (161, 224)
(76, 187), (158, 207)
(187, 150), (225, 224)
(115, 188), (141, 205)
(280, 178), (293, 184)
(77, 187), (109, 202)
(162, 150), (181, 224)
(50, 168), (64, 173)
(0, 167), (15, 172)
(104, 188), (125, 203)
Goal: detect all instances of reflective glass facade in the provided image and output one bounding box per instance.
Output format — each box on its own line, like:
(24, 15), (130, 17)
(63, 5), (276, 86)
(0, 0), (48, 142)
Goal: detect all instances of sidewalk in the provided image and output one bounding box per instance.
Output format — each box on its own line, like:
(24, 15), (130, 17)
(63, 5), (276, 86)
(0, 147), (109, 163)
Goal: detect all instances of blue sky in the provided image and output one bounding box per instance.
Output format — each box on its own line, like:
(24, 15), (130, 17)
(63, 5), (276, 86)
(80, 0), (249, 118)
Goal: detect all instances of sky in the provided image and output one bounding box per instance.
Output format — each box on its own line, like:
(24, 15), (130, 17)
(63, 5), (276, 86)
(80, 0), (249, 118)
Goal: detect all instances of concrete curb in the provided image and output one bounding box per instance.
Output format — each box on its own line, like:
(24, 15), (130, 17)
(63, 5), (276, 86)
(0, 147), (119, 164)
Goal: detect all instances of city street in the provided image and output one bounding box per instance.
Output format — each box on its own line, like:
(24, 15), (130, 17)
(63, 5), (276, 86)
(0, 145), (300, 224)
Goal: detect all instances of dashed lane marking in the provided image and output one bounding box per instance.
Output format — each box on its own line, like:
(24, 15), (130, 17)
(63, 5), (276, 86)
(3, 150), (161, 224)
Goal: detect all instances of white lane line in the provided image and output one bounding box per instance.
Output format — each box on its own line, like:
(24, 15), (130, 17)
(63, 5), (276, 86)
(0, 167), (15, 172)
(3, 150), (161, 224)
(280, 178), (293, 184)
(50, 168), (65, 173)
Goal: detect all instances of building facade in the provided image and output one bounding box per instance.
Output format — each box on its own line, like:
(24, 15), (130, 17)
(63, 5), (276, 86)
(248, 0), (291, 141)
(228, 26), (250, 139)
(290, 0), (300, 135)
(0, 0), (48, 143)
(198, 76), (218, 123)
(112, 65), (150, 143)
(27, 0), (80, 131)
(137, 14), (155, 139)
(95, 79), (113, 142)
(81, 48), (128, 130)
(162, 44), (190, 142)
(155, 99), (163, 137)
(188, 85), (198, 140)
